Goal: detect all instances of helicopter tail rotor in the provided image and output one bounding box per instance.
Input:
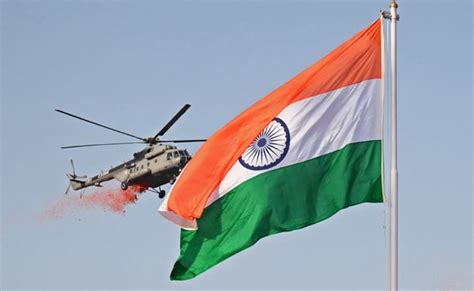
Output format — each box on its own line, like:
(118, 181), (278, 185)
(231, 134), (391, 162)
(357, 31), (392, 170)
(66, 174), (86, 191)
(70, 159), (76, 176)
(64, 183), (71, 195)
(69, 159), (87, 179)
(65, 160), (87, 194)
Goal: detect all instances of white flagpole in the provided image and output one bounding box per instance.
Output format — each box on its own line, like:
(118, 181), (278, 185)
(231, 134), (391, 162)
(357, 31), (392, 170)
(388, 1), (399, 291)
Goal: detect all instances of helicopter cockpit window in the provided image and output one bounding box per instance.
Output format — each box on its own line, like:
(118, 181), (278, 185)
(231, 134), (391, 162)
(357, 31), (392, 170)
(166, 153), (172, 160)
(173, 151), (179, 158)
(179, 150), (186, 157)
(184, 150), (190, 157)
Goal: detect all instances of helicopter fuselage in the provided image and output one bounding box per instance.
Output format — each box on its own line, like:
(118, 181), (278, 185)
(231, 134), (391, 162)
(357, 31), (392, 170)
(68, 144), (191, 191)
(58, 104), (205, 197)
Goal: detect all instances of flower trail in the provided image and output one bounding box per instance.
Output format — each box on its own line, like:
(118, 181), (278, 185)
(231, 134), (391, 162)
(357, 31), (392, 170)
(40, 185), (147, 221)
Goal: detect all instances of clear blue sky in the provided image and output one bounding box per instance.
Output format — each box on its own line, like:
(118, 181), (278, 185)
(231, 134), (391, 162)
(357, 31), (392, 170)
(1, 0), (472, 289)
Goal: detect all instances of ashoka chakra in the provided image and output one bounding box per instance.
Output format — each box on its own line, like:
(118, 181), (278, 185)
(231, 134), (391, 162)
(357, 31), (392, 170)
(239, 117), (290, 170)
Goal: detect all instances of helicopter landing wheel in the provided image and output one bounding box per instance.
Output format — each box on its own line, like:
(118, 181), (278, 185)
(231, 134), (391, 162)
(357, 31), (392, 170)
(159, 190), (166, 199)
(121, 182), (128, 190)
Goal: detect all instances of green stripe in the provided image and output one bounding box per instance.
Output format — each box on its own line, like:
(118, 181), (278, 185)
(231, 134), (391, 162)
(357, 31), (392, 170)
(171, 140), (383, 280)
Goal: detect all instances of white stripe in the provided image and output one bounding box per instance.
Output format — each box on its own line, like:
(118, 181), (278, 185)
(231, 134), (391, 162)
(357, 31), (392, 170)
(206, 78), (382, 207)
(158, 165), (198, 230)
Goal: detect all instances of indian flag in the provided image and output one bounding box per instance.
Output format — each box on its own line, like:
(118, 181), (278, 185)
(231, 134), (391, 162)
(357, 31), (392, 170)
(160, 18), (384, 280)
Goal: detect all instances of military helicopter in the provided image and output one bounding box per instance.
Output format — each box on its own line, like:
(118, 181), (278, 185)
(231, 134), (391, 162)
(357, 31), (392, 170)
(56, 104), (205, 198)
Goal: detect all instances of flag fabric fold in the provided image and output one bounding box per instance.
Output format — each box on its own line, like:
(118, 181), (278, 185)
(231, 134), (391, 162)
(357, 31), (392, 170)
(160, 18), (384, 280)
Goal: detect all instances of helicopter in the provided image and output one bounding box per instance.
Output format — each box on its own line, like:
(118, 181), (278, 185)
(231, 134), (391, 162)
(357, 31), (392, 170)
(56, 104), (206, 198)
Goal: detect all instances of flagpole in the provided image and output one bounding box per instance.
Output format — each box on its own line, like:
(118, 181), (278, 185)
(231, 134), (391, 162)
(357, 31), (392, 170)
(388, 1), (399, 291)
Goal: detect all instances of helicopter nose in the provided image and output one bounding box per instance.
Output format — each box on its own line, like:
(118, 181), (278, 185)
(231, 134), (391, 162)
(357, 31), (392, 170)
(179, 156), (190, 167)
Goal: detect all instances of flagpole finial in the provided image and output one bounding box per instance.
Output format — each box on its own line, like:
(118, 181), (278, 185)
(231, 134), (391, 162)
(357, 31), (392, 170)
(390, 0), (398, 8)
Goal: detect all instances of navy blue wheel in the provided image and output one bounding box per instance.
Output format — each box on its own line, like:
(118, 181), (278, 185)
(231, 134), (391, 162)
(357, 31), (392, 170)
(239, 117), (290, 170)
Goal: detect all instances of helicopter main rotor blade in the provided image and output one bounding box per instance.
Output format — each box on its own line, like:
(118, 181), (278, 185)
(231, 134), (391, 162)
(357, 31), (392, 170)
(61, 142), (147, 149)
(159, 139), (207, 143)
(153, 104), (191, 140)
(55, 109), (145, 142)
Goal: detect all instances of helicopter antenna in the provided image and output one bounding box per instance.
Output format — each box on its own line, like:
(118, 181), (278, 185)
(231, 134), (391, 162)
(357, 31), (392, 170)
(55, 109), (145, 141)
